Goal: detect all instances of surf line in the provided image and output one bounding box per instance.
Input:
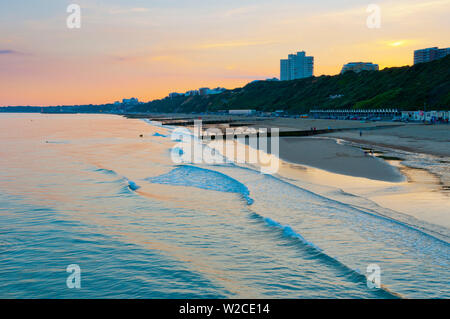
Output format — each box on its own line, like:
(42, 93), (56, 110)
(248, 211), (402, 299)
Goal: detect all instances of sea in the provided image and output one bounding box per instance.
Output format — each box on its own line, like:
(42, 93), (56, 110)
(0, 113), (448, 298)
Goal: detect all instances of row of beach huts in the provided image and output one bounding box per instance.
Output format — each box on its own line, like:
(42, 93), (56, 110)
(309, 109), (450, 123)
(400, 110), (450, 123)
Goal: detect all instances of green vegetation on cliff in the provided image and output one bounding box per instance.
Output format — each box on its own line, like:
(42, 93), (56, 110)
(132, 55), (450, 114)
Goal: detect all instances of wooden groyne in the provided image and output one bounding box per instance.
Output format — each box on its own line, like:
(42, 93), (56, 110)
(122, 113), (404, 139)
(204, 124), (404, 140)
(123, 114), (264, 127)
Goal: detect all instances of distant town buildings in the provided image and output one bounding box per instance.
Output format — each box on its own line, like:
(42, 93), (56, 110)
(169, 87), (226, 99)
(341, 62), (379, 74)
(122, 98), (139, 105)
(161, 46), (450, 103)
(198, 87), (226, 95)
(169, 92), (183, 98)
(280, 51), (314, 81)
(414, 47), (450, 64)
(250, 78), (280, 84)
(185, 90), (200, 97)
(228, 109), (256, 116)
(198, 88), (209, 96)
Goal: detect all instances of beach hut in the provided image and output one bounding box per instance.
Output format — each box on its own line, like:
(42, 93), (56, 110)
(401, 111), (413, 121)
(425, 111), (438, 123)
(414, 111), (424, 121)
(437, 111), (448, 121)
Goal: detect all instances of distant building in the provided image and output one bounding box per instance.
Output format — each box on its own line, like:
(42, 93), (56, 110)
(274, 110), (286, 117)
(199, 88), (210, 96)
(169, 92), (183, 98)
(341, 62), (379, 74)
(185, 90), (199, 97)
(170, 87), (225, 98)
(198, 87), (226, 95)
(414, 47), (450, 64)
(122, 98), (139, 105)
(208, 87), (226, 95)
(280, 51), (314, 81)
(280, 59), (290, 81)
(250, 78), (280, 84)
(229, 109), (256, 116)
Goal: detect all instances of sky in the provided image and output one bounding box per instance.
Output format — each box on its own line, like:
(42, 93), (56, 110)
(0, 0), (449, 106)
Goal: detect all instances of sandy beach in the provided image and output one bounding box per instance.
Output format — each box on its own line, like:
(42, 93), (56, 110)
(277, 136), (404, 182)
(155, 114), (449, 231)
(247, 118), (450, 231)
(325, 124), (450, 157)
(147, 114), (448, 181)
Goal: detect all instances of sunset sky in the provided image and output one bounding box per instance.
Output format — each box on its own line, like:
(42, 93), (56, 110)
(1, 0), (449, 106)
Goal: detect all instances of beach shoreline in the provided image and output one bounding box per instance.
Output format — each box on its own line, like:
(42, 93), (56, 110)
(139, 113), (448, 179)
(140, 113), (449, 232)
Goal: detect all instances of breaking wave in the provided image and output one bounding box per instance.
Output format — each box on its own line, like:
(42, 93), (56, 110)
(146, 165), (254, 205)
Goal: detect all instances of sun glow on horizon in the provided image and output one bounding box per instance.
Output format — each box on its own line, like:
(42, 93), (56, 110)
(0, 0), (449, 106)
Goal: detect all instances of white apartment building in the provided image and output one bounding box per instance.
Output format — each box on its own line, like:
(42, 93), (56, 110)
(280, 51), (314, 81)
(341, 62), (379, 74)
(414, 47), (450, 64)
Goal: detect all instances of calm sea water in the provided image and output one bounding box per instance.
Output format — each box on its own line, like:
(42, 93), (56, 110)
(0, 113), (448, 298)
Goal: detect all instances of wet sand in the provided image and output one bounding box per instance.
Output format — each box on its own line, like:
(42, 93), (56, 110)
(139, 113), (450, 230)
(325, 124), (450, 157)
(277, 137), (404, 182)
(192, 115), (449, 231)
